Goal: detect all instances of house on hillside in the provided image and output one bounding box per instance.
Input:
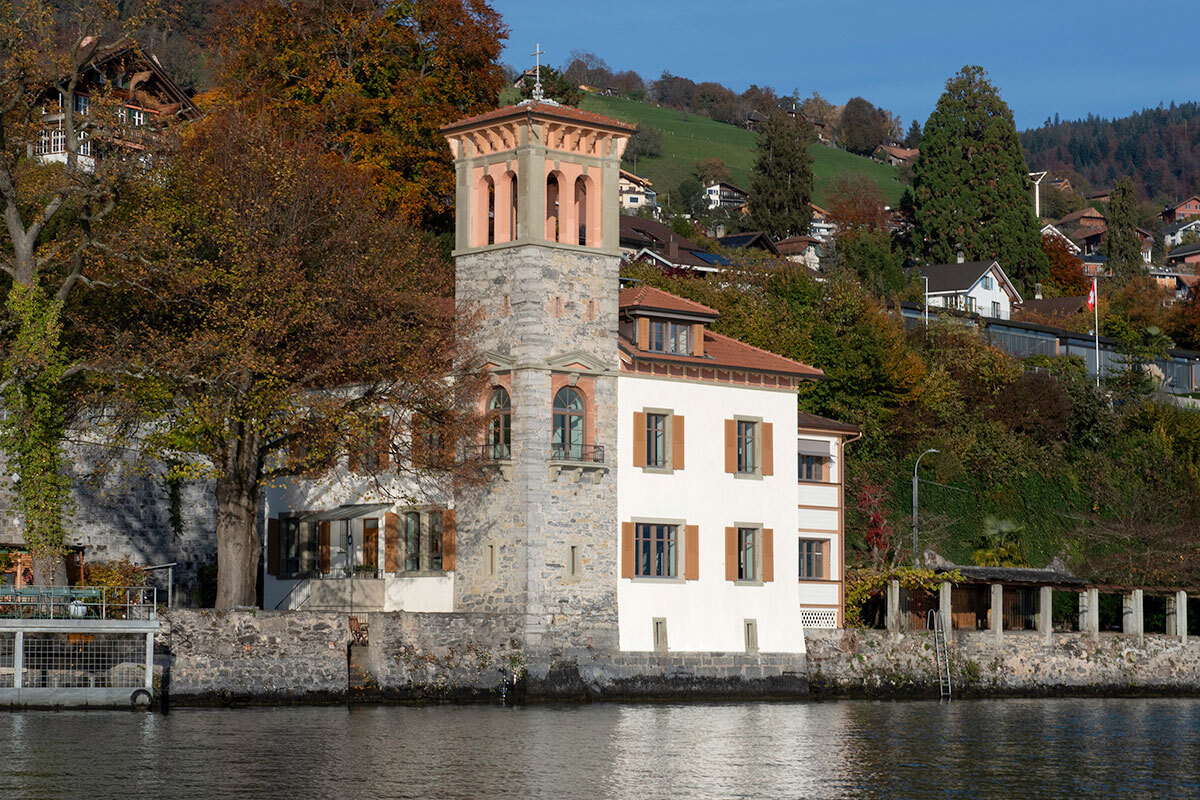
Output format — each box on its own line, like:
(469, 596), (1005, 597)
(744, 109), (768, 130)
(620, 214), (732, 272)
(1165, 218), (1200, 248)
(1086, 188), (1112, 204)
(717, 231), (779, 254)
(911, 259), (1023, 320)
(1055, 206), (1106, 234)
(1161, 195), (1200, 225)
(619, 170), (658, 214)
(705, 181), (750, 211)
(1148, 269), (1200, 303)
(775, 235), (823, 271)
(873, 144), (918, 167)
(1167, 242), (1200, 268)
(34, 44), (198, 170)
(1040, 223), (1082, 254)
(1045, 176), (1073, 192)
(809, 203), (836, 242)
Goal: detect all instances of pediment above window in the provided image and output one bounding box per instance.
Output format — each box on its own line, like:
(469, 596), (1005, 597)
(546, 351), (607, 374)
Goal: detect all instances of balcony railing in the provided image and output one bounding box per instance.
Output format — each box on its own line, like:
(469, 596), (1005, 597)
(464, 442), (512, 461)
(0, 586), (156, 621)
(551, 443), (605, 463)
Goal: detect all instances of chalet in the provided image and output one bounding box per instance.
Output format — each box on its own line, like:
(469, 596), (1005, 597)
(1149, 269), (1200, 303)
(1044, 176), (1073, 192)
(775, 235), (823, 271)
(1167, 242), (1200, 268)
(705, 181), (750, 211)
(809, 203), (836, 242)
(1086, 188), (1112, 203)
(873, 144), (918, 167)
(1165, 218), (1200, 248)
(911, 259), (1023, 320)
(1055, 206), (1106, 234)
(744, 109), (768, 130)
(618, 169), (657, 214)
(619, 214), (731, 272)
(1161, 196), (1200, 225)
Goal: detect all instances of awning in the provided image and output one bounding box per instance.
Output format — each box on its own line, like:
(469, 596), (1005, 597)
(300, 503), (391, 523)
(797, 438), (833, 456)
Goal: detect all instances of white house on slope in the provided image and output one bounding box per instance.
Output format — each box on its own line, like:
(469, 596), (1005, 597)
(913, 260), (1024, 320)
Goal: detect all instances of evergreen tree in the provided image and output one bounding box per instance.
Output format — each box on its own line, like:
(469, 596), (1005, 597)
(1106, 177), (1144, 284)
(747, 112), (814, 239)
(911, 66), (1048, 291)
(904, 119), (922, 149)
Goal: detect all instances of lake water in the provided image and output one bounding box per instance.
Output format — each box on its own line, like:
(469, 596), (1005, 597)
(2, 698), (1198, 798)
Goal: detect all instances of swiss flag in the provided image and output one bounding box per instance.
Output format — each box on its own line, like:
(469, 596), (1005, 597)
(1086, 279), (1097, 312)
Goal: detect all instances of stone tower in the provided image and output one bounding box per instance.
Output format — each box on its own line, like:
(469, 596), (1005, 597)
(442, 101), (633, 658)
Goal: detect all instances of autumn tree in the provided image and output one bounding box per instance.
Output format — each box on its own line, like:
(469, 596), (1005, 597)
(90, 105), (483, 608)
(0, 1), (178, 582)
(693, 157), (731, 186)
(1042, 234), (1090, 296)
(839, 96), (888, 156)
(219, 0), (506, 231)
(747, 112), (814, 239)
(911, 66), (1048, 291)
(1106, 177), (1145, 284)
(827, 175), (903, 295)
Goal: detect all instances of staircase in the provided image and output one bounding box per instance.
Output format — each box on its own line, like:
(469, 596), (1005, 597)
(929, 609), (953, 700)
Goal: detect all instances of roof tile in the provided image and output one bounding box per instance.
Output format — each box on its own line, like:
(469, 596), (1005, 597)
(441, 101), (636, 133)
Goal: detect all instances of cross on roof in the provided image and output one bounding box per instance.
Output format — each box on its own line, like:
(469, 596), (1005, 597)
(531, 43), (546, 101)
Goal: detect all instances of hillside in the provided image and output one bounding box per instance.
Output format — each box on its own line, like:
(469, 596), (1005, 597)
(576, 95), (905, 207)
(1021, 102), (1200, 202)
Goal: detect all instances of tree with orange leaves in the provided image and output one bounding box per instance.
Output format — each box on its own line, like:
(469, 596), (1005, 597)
(217, 0), (507, 232)
(1041, 232), (1090, 297)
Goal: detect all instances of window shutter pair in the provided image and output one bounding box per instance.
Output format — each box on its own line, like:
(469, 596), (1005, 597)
(620, 522), (698, 580)
(266, 518), (280, 577)
(630, 412), (686, 470)
(723, 420), (774, 474)
(318, 521), (331, 574)
(723, 526), (773, 581)
(384, 512), (399, 572)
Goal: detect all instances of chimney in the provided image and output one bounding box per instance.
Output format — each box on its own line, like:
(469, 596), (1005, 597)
(1035, 282), (1043, 300)
(956, 249), (965, 264)
(667, 235), (679, 262)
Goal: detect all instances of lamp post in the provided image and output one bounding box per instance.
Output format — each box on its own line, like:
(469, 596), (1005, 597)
(921, 275), (930, 329)
(912, 448), (939, 568)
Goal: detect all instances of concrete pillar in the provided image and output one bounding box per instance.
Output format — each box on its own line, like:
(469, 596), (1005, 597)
(990, 583), (1004, 640)
(1078, 590), (1089, 633)
(1167, 593), (1179, 637)
(886, 579), (901, 638)
(13, 630), (22, 689)
(1080, 588), (1099, 640)
(1123, 589), (1144, 645)
(1178, 591), (1189, 644)
(1038, 586), (1053, 643)
(939, 581), (953, 634)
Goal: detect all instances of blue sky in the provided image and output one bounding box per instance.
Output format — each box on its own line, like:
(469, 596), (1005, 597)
(492, 0), (1197, 131)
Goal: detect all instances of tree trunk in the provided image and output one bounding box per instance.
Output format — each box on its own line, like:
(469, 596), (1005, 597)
(213, 447), (263, 609)
(30, 553), (67, 586)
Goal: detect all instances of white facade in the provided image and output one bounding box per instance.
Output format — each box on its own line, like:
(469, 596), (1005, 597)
(925, 263), (1020, 320)
(616, 375), (847, 654)
(618, 172), (658, 214)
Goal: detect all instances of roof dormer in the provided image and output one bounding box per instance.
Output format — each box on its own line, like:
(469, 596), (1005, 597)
(618, 286), (719, 358)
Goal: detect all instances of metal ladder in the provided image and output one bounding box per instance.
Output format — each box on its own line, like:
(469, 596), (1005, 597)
(928, 609), (952, 700)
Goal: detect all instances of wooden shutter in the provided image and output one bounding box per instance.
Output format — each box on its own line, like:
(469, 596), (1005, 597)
(364, 521), (378, 568)
(442, 509), (456, 571)
(318, 521), (331, 574)
(376, 418), (391, 470)
(692, 324), (705, 356)
(762, 422), (774, 476)
(384, 512), (399, 572)
(637, 316), (649, 349)
(724, 419), (737, 473)
(672, 415), (685, 471)
(762, 528), (774, 582)
(684, 525), (699, 580)
(621, 522), (635, 578)
(724, 526), (738, 581)
(266, 518), (280, 577)
(632, 412), (646, 467)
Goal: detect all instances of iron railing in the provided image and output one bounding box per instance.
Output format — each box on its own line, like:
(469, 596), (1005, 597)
(464, 442), (512, 461)
(551, 443), (605, 463)
(0, 586), (157, 620)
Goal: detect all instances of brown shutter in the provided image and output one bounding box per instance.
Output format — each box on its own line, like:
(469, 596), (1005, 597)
(684, 524), (699, 580)
(725, 526), (738, 581)
(364, 521), (378, 568)
(672, 415), (685, 471)
(637, 316), (649, 349)
(692, 324), (705, 356)
(377, 418), (391, 470)
(442, 509), (456, 571)
(632, 412), (646, 467)
(621, 522), (635, 578)
(318, 521), (331, 574)
(724, 419), (737, 473)
(266, 518), (280, 577)
(762, 528), (774, 582)
(762, 422), (774, 476)
(384, 512), (399, 572)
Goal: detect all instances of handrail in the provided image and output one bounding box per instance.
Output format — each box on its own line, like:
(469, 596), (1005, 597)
(0, 585), (156, 620)
(274, 576), (312, 610)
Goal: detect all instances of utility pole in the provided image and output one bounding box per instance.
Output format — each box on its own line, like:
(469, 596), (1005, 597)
(912, 448), (939, 568)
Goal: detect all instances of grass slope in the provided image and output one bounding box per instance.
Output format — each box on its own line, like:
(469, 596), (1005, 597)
(578, 95), (905, 207)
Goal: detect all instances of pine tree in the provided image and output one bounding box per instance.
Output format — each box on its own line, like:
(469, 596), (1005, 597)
(904, 119), (922, 149)
(747, 112), (814, 239)
(1106, 177), (1144, 284)
(911, 66), (1048, 291)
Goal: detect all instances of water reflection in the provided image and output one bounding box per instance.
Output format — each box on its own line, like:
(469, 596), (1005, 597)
(0, 699), (1197, 799)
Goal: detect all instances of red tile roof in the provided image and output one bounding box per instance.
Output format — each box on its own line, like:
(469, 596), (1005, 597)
(797, 411), (860, 435)
(620, 330), (823, 379)
(441, 101), (636, 134)
(618, 286), (719, 317)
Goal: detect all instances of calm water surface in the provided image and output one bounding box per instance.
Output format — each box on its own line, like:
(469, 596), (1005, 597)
(2, 698), (1198, 798)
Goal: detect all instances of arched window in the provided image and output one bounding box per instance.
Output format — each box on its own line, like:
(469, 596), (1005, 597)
(487, 387), (511, 460)
(552, 387), (585, 461)
(575, 176), (588, 245)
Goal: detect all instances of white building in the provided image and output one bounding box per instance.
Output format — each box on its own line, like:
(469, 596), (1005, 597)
(618, 169), (657, 214)
(914, 260), (1023, 320)
(704, 181), (749, 211)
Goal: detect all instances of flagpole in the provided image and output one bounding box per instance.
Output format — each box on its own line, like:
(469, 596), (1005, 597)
(1092, 277), (1100, 387)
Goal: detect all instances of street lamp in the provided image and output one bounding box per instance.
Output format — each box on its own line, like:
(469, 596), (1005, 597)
(912, 448), (939, 568)
(921, 275), (930, 329)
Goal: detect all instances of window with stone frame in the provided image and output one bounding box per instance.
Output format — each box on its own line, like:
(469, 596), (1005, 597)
(487, 386), (512, 459)
(736, 420), (758, 474)
(737, 526), (759, 581)
(644, 412), (667, 468)
(552, 387), (586, 460)
(403, 511), (420, 572)
(635, 522), (678, 578)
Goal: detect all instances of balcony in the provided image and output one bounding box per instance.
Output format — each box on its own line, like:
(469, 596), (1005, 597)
(549, 443), (607, 481)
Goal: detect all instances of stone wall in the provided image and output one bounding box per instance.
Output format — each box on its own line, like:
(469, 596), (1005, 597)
(0, 441), (216, 595)
(159, 610), (349, 703)
(806, 628), (1200, 697)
